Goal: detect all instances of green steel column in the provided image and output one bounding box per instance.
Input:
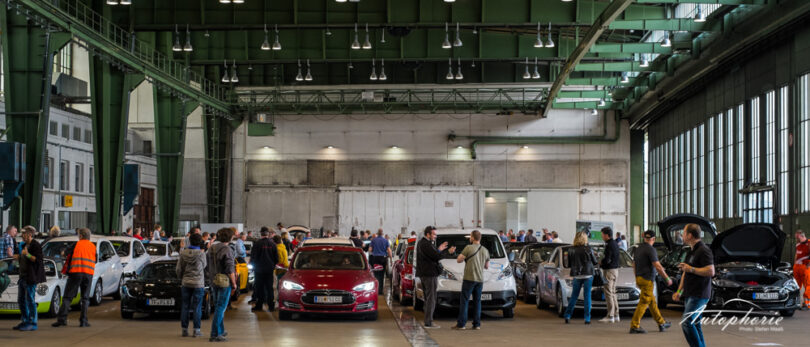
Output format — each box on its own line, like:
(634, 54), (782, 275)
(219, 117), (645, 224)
(0, 8), (70, 228)
(153, 88), (197, 236)
(89, 56), (143, 235)
(629, 129), (645, 244)
(202, 110), (231, 223)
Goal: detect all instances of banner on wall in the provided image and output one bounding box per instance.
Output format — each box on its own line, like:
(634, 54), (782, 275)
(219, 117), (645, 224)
(576, 220), (614, 242)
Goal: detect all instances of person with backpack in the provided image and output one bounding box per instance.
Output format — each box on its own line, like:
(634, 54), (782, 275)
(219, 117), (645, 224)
(452, 230), (490, 330)
(208, 228), (237, 342)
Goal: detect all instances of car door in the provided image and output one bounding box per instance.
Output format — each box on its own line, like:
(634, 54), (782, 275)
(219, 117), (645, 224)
(539, 250), (559, 302)
(132, 241), (148, 273)
(99, 241), (121, 295)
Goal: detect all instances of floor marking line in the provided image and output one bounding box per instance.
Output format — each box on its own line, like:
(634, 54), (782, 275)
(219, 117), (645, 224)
(384, 279), (440, 347)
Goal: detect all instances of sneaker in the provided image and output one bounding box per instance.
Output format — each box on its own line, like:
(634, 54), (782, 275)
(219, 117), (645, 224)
(423, 324), (441, 329)
(658, 321), (671, 332)
(599, 316), (615, 323)
(629, 327), (647, 334)
(194, 329), (203, 337)
(221, 331), (228, 337)
(209, 336), (228, 342)
(79, 322), (91, 328)
(473, 326), (481, 330)
(19, 325), (37, 331)
(51, 321), (66, 328)
(12, 323), (23, 330)
(564, 318), (569, 324)
(182, 329), (189, 337)
(451, 325), (466, 330)
(584, 321), (591, 325)
(615, 316), (621, 322)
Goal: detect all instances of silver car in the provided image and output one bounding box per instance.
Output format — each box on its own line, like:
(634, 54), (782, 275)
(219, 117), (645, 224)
(535, 244), (655, 317)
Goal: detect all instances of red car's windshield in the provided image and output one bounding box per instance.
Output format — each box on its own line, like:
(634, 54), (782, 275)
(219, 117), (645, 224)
(293, 250), (366, 270)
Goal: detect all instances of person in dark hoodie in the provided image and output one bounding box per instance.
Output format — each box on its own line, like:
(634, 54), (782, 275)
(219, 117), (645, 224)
(14, 226), (45, 331)
(251, 228), (279, 312)
(599, 227), (620, 323)
(176, 233), (207, 337)
(415, 226), (454, 329)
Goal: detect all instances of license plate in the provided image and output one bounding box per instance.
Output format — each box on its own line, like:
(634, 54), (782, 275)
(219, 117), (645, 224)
(147, 298), (175, 306)
(753, 292), (778, 300)
(0, 302), (18, 310)
(314, 296), (342, 304)
(617, 293), (630, 300)
(470, 293), (493, 301)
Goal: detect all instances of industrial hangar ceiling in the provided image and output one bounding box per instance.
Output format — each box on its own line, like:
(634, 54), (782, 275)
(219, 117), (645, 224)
(11, 0), (785, 117)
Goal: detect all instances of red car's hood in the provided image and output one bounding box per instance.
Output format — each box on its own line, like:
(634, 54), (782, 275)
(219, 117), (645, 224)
(286, 269), (375, 291)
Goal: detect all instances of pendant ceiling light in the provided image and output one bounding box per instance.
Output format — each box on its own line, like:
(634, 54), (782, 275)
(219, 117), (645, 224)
(534, 22), (543, 48)
(336, 0), (347, 2)
(305, 59), (313, 81)
(296, 59), (304, 81)
(380, 28), (386, 43)
(453, 23), (463, 47)
(325, 27), (332, 36)
(261, 24), (271, 50)
(442, 23), (452, 49)
(455, 57), (463, 80)
(446, 58), (454, 80)
(370, 58), (378, 80)
(351, 23), (361, 50)
(273, 25), (282, 50)
(379, 59), (387, 81)
(183, 24), (193, 51)
(230, 60), (239, 83)
(532, 57), (541, 79)
(221, 60), (230, 83)
(522, 57), (531, 79)
(546, 22), (555, 48)
(106, 0), (118, 4)
(219, 0), (231, 3)
(362, 23), (372, 49)
(232, 0), (244, 4)
(172, 25), (182, 52)
(120, 0), (131, 4)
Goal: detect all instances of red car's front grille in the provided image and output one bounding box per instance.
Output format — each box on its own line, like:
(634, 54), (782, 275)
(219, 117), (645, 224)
(301, 290), (356, 305)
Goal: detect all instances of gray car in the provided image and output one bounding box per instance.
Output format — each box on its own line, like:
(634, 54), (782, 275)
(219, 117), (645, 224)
(535, 244), (655, 317)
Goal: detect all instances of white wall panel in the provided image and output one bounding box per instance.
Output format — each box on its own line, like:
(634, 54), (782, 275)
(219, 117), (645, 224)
(527, 190), (579, 242)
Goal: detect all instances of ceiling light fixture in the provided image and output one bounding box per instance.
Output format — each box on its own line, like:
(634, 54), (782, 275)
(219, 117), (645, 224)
(661, 31), (672, 47)
(230, 60), (239, 83)
(326, 145), (335, 149)
(454, 22), (463, 47)
(523, 57), (531, 79)
(522, 145), (529, 149)
(120, 0), (131, 4)
(446, 58), (454, 80)
(362, 23), (372, 49)
(694, 6), (706, 23)
(532, 57), (541, 79)
(183, 24), (193, 51)
(232, 0), (244, 4)
(351, 23), (361, 49)
(370, 58), (378, 80)
(219, 0), (230, 4)
(273, 24), (282, 50)
(336, 0), (347, 2)
(379, 58), (387, 81)
(455, 57), (463, 80)
(444, 0), (456, 2)
(221, 60), (229, 83)
(296, 59), (304, 81)
(305, 59), (313, 81)
(534, 22), (543, 48)
(391, 145), (399, 149)
(261, 24), (271, 50)
(380, 28), (386, 43)
(172, 25), (182, 52)
(204, 30), (210, 37)
(107, 0), (118, 4)
(546, 22), (555, 48)
(325, 27), (332, 36)
(442, 23), (452, 49)
(471, 60), (476, 68)
(456, 145), (464, 149)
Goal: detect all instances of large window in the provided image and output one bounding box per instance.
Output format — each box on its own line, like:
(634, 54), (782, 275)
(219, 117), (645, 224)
(765, 90), (776, 185)
(707, 116), (715, 219)
(698, 123), (706, 217)
(716, 113), (724, 219)
(45, 157), (54, 189)
(751, 96), (761, 184)
(60, 160), (70, 191)
(802, 74), (810, 212)
(736, 104), (745, 217)
(75, 163), (83, 193)
(778, 86), (789, 215)
(725, 109), (734, 218)
(53, 43), (72, 75)
(89, 167), (95, 194)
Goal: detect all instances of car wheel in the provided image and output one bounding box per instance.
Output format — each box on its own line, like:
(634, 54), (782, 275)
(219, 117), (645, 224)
(502, 307), (515, 318)
(47, 288), (61, 318)
(555, 288), (565, 318)
(365, 311), (379, 321)
(780, 309), (795, 317)
(112, 276), (123, 300)
(121, 310), (134, 319)
(90, 280), (103, 306)
(278, 310), (292, 321)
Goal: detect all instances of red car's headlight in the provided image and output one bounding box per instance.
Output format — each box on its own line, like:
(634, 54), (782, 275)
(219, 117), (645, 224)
(352, 282), (375, 292)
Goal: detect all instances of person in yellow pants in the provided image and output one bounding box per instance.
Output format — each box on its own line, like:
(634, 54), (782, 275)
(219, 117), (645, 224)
(794, 230), (810, 310)
(629, 230), (673, 334)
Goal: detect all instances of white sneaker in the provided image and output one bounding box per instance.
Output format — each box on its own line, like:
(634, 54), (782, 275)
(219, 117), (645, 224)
(615, 316), (621, 322)
(599, 316), (615, 323)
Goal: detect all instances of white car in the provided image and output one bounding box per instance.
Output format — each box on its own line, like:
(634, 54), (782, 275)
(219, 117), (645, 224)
(143, 240), (177, 263)
(412, 228), (517, 318)
(42, 235), (124, 305)
(0, 257), (76, 317)
(107, 236), (151, 276)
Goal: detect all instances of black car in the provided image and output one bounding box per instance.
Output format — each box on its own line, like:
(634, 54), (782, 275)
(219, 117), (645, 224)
(511, 243), (566, 303)
(505, 242), (528, 265)
(120, 260), (212, 319)
(709, 223), (799, 317)
(655, 214), (717, 309)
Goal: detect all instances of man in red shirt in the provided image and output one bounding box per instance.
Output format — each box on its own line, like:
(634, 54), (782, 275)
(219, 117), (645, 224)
(794, 230), (810, 310)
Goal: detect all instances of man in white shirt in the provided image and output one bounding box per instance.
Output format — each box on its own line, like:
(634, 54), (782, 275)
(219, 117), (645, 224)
(551, 231), (564, 243)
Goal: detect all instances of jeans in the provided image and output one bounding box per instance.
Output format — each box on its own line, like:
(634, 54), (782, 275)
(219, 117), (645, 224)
(630, 276), (665, 329)
(18, 278), (37, 327)
(180, 287), (204, 330)
(254, 271), (275, 309)
(563, 277), (593, 322)
(681, 296), (709, 347)
(57, 273), (92, 325)
(457, 280), (483, 328)
(210, 286), (231, 338)
(420, 276), (438, 326)
(603, 269), (619, 318)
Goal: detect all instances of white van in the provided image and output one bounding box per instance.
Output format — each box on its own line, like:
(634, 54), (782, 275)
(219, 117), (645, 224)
(412, 228), (517, 318)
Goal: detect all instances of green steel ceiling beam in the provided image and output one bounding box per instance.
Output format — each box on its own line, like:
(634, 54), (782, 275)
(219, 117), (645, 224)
(557, 90), (610, 99)
(565, 77), (625, 86)
(635, 0), (765, 4)
(542, 0), (634, 117)
(203, 110), (231, 223)
(609, 19), (716, 31)
(0, 8), (69, 228)
(575, 61), (666, 72)
(17, 0), (232, 113)
(552, 101), (621, 109)
(590, 42), (674, 54)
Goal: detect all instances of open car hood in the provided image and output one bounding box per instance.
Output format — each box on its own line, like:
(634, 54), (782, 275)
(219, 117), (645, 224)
(710, 223), (785, 269)
(657, 214), (717, 250)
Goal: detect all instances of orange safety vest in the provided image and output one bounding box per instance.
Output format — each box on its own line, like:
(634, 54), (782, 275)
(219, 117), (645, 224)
(68, 240), (96, 275)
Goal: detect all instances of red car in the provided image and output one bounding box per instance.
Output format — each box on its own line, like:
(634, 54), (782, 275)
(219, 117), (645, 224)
(391, 246), (415, 305)
(278, 245), (379, 320)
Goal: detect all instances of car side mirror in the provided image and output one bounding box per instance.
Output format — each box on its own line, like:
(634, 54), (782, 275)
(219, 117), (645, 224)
(508, 253), (516, 262)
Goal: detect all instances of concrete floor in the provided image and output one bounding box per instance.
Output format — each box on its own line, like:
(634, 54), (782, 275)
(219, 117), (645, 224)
(0, 289), (806, 347)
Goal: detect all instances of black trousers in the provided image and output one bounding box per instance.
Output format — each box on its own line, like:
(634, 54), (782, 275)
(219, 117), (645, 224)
(57, 273), (92, 324)
(253, 271), (275, 308)
(369, 255), (386, 294)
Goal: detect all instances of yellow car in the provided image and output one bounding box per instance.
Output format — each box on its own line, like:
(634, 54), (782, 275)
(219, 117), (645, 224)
(236, 258), (249, 292)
